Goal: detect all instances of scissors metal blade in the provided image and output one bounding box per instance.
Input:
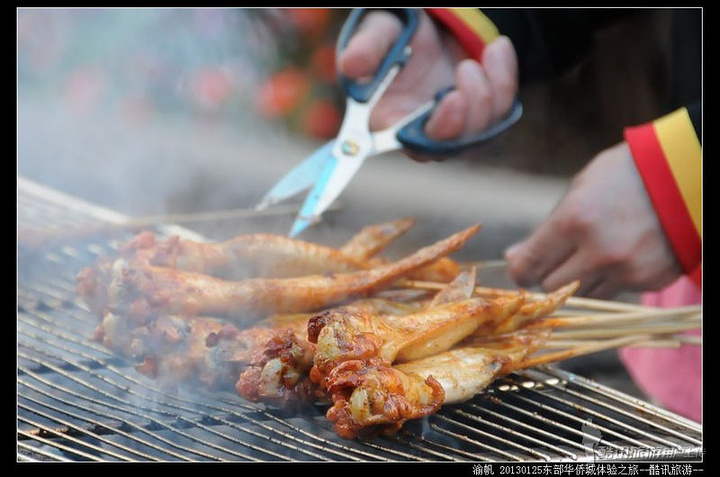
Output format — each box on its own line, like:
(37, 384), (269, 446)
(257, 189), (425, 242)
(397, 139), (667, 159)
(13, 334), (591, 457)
(255, 140), (335, 210)
(289, 147), (368, 237)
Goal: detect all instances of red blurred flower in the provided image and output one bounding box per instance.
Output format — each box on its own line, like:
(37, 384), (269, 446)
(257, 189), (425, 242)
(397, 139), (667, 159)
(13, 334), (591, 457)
(190, 67), (234, 110)
(255, 67), (311, 119)
(287, 8), (331, 38)
(310, 42), (337, 83)
(63, 66), (107, 113)
(119, 93), (154, 124)
(301, 98), (342, 139)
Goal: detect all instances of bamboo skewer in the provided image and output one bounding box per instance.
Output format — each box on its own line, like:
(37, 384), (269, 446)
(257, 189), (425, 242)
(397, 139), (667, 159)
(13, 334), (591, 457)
(532, 306), (701, 329)
(401, 279), (687, 313)
(531, 325), (701, 370)
(675, 334), (702, 345)
(19, 203), (343, 249)
(459, 259), (509, 271)
(398, 277), (701, 360)
(547, 322), (699, 340)
(519, 334), (654, 369)
(109, 202), (343, 226)
(543, 339), (682, 349)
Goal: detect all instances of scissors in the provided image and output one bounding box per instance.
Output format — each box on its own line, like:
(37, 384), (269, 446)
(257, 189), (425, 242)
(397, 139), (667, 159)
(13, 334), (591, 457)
(256, 8), (523, 237)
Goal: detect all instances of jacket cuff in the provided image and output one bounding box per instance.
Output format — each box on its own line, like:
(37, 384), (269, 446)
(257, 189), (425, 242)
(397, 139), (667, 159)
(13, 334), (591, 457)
(624, 108), (702, 285)
(425, 8), (500, 60)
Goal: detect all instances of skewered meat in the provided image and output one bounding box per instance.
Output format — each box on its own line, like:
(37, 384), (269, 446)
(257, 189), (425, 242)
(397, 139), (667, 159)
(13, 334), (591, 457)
(234, 269), (483, 405)
(75, 219), (598, 440)
(76, 219), (464, 318)
(137, 232), (369, 279)
(339, 217), (416, 260)
(399, 328), (551, 404)
(339, 217), (460, 282)
(306, 293), (526, 393)
(324, 328), (551, 439)
(324, 359), (445, 439)
(478, 281), (579, 335)
(234, 329), (320, 407)
(96, 224), (481, 323)
(130, 316), (250, 389)
(426, 268), (476, 307)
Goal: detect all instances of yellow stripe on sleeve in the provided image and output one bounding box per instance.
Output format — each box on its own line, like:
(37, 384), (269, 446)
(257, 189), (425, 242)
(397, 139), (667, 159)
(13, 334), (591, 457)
(654, 108), (702, 237)
(448, 8), (500, 44)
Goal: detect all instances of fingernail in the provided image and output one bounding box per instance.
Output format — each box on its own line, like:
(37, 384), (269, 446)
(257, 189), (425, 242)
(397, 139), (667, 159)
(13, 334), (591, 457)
(482, 43), (503, 71)
(504, 242), (522, 260)
(458, 59), (484, 81)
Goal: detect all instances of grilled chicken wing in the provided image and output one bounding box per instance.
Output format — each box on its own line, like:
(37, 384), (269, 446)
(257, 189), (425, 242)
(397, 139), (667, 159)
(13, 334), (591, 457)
(76, 217), (586, 441)
(323, 328), (551, 439)
(426, 268), (476, 308)
(339, 217), (416, 260)
(478, 281), (579, 335)
(323, 360), (445, 439)
(307, 293), (526, 392)
(234, 329), (320, 407)
(397, 328), (551, 404)
(130, 316), (250, 389)
(233, 271), (485, 405)
(101, 224), (481, 323)
(339, 217), (461, 282)
(142, 232), (370, 279)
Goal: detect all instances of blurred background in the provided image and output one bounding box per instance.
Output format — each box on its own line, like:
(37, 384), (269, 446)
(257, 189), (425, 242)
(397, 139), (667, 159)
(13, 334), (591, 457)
(18, 8), (678, 399)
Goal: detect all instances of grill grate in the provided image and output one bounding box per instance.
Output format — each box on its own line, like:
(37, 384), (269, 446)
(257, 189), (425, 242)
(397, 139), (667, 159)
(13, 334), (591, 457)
(17, 177), (702, 462)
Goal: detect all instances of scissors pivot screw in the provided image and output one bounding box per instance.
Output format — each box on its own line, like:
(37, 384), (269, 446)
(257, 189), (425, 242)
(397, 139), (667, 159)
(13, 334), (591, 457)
(341, 140), (361, 156)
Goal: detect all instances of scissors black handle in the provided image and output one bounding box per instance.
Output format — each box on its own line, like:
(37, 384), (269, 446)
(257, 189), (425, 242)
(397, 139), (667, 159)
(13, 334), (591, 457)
(336, 8), (420, 103)
(397, 89), (524, 155)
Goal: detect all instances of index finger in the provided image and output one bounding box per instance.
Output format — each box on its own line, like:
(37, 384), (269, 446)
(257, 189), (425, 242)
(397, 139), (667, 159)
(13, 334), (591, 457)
(337, 10), (402, 81)
(504, 216), (577, 288)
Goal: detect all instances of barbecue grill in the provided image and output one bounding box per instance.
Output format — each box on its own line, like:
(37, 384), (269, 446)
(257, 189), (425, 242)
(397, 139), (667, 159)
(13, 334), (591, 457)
(17, 177), (703, 462)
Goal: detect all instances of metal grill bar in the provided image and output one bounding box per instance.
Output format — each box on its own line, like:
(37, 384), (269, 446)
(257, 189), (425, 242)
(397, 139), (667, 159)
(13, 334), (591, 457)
(322, 431), (424, 461)
(431, 414), (545, 461)
(383, 432), (468, 461)
(18, 411), (147, 462)
(19, 388), (193, 461)
(436, 411), (567, 461)
(19, 362), (235, 461)
(495, 380), (648, 450)
(448, 407), (580, 460)
(17, 443), (72, 462)
(19, 337), (341, 461)
(402, 427), (487, 461)
(19, 308), (394, 461)
(512, 376), (681, 449)
(188, 392), (396, 462)
(18, 428), (106, 462)
(532, 367), (702, 445)
(465, 397), (590, 457)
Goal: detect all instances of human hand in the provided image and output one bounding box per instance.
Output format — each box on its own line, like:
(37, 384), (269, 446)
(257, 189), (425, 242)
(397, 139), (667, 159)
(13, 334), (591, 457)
(337, 9), (519, 162)
(504, 142), (683, 299)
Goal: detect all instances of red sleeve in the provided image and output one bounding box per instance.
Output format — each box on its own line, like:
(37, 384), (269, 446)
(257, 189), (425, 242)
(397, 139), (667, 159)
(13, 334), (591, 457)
(425, 9), (500, 60)
(624, 107), (702, 286)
